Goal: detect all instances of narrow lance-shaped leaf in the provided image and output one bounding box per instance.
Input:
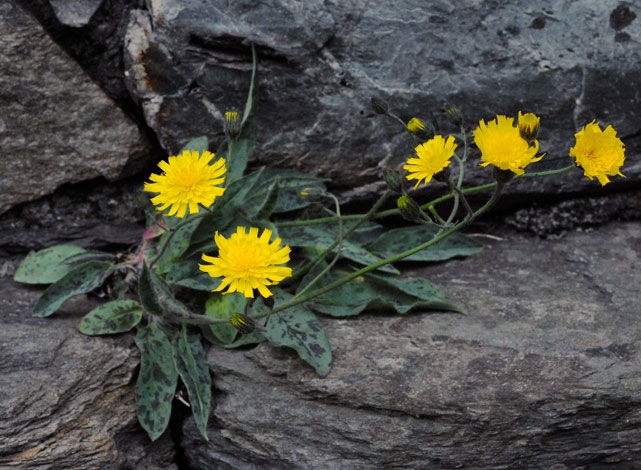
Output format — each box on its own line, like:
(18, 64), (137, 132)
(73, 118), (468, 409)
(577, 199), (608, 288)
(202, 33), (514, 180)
(249, 178), (279, 220)
(172, 328), (212, 440)
(78, 300), (143, 336)
(33, 261), (113, 317)
(135, 323), (178, 441)
(15, 245), (89, 284)
(139, 262), (192, 318)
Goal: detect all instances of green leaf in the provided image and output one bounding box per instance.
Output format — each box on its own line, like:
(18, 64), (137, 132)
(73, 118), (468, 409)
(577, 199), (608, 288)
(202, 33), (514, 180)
(15, 245), (89, 284)
(264, 290), (332, 377)
(248, 178), (279, 220)
(202, 293), (244, 345)
(366, 226), (483, 262)
(307, 269), (463, 317)
(172, 328), (212, 440)
(156, 217), (201, 274)
(139, 263), (192, 318)
(138, 263), (163, 316)
(279, 224), (399, 274)
(135, 323), (178, 441)
(33, 261), (113, 317)
(78, 300), (143, 335)
(243, 169), (327, 213)
(180, 136), (209, 155)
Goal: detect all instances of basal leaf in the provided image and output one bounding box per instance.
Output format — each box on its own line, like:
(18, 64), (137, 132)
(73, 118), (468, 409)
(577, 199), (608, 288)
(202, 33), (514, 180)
(263, 289), (332, 377)
(33, 261), (113, 317)
(78, 300), (143, 335)
(15, 245), (89, 284)
(135, 323), (178, 441)
(172, 328), (212, 440)
(366, 226), (483, 262)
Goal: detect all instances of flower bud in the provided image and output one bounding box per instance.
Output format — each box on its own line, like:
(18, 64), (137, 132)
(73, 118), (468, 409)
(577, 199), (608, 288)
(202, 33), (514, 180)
(492, 166), (515, 184)
(300, 187), (326, 202)
(446, 105), (463, 127)
(407, 118), (435, 141)
(371, 96), (389, 114)
(230, 313), (256, 335)
(382, 168), (403, 194)
(225, 111), (242, 140)
(397, 195), (424, 223)
(518, 111), (540, 142)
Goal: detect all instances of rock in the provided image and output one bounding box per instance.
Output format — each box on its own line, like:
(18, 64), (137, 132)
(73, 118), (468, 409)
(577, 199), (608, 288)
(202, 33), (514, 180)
(0, 274), (178, 469)
(182, 221), (641, 469)
(0, 0), (149, 215)
(123, 0), (640, 199)
(49, 0), (103, 27)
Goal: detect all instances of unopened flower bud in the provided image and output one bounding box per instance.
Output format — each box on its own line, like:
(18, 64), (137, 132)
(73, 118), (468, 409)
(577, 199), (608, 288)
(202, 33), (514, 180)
(493, 166), (515, 184)
(371, 96), (389, 114)
(518, 111), (540, 142)
(446, 105), (463, 127)
(382, 168), (403, 194)
(300, 187), (326, 202)
(225, 111), (242, 140)
(407, 118), (435, 141)
(230, 313), (256, 335)
(397, 195), (423, 223)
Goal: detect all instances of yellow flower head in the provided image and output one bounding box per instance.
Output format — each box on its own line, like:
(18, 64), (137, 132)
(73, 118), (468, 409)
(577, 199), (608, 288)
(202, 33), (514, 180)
(199, 227), (292, 298)
(144, 150), (226, 218)
(474, 115), (543, 175)
(518, 111), (540, 142)
(569, 121), (625, 186)
(407, 117), (425, 134)
(403, 135), (457, 188)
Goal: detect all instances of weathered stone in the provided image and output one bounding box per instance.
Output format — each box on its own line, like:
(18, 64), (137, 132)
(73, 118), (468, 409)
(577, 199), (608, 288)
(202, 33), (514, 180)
(0, 275), (177, 469)
(49, 0), (103, 27)
(123, 0), (640, 199)
(182, 221), (641, 469)
(0, 0), (148, 214)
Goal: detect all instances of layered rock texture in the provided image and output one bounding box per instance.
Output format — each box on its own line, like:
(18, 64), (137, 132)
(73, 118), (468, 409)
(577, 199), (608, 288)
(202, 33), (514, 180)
(123, 0), (641, 196)
(0, 0), (148, 215)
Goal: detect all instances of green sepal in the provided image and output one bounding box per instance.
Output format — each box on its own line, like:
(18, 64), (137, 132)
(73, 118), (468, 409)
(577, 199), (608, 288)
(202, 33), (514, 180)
(78, 300), (143, 335)
(171, 328), (212, 440)
(33, 261), (113, 317)
(135, 323), (178, 441)
(366, 226), (483, 262)
(202, 293), (244, 345)
(15, 245), (89, 284)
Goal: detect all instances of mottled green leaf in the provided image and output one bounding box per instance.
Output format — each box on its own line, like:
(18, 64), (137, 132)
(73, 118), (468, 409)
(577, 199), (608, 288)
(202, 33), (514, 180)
(249, 178), (279, 220)
(172, 328), (211, 440)
(243, 169), (327, 213)
(156, 217), (201, 274)
(264, 290), (332, 377)
(135, 323), (178, 441)
(15, 245), (88, 284)
(33, 261), (113, 317)
(366, 225), (483, 262)
(139, 263), (191, 318)
(78, 300), (143, 335)
(202, 293), (244, 344)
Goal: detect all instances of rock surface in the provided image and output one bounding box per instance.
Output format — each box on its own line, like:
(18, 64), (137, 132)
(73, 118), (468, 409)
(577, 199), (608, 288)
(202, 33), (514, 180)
(0, 0), (148, 215)
(0, 275), (177, 469)
(182, 221), (641, 469)
(49, 0), (103, 27)
(123, 0), (640, 198)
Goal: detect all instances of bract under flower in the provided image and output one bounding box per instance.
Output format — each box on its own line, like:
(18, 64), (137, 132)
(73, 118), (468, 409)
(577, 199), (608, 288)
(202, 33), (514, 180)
(199, 227), (292, 298)
(473, 115), (542, 175)
(569, 120), (625, 186)
(403, 135), (457, 188)
(144, 150), (226, 218)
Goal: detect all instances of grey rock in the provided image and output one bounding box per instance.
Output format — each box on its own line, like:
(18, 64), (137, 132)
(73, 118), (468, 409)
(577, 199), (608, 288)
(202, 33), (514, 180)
(182, 221), (641, 469)
(0, 275), (178, 469)
(0, 0), (148, 215)
(49, 0), (103, 27)
(123, 0), (640, 199)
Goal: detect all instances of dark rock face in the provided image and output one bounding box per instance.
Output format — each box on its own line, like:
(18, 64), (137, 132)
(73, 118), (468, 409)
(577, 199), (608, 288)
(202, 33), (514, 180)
(123, 0), (640, 197)
(0, 275), (177, 469)
(0, 0), (148, 215)
(181, 222), (641, 469)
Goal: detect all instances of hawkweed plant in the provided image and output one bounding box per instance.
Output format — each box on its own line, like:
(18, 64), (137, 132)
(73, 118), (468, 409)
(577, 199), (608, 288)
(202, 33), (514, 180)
(15, 46), (626, 441)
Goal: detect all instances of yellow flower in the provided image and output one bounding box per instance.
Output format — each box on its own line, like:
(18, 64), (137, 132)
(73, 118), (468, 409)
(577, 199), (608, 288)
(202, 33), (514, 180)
(407, 118), (425, 134)
(569, 121), (625, 186)
(474, 115), (543, 175)
(199, 227), (292, 298)
(518, 111), (540, 142)
(145, 150), (226, 218)
(403, 135), (457, 188)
